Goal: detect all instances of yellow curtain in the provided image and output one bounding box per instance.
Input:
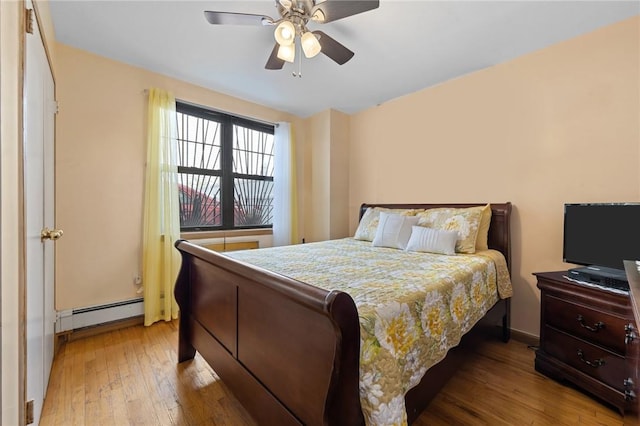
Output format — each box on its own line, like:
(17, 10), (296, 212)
(142, 88), (181, 326)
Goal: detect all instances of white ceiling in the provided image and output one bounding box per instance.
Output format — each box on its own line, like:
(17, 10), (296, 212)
(49, 1), (639, 118)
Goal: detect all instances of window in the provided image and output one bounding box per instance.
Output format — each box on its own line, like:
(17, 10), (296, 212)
(176, 102), (274, 231)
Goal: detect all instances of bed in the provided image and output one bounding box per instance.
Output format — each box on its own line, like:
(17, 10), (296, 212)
(174, 202), (512, 425)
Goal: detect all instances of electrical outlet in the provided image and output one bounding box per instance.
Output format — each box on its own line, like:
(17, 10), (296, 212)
(133, 274), (142, 285)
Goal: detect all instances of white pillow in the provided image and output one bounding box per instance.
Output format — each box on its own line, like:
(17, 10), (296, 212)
(406, 226), (458, 255)
(372, 212), (419, 250)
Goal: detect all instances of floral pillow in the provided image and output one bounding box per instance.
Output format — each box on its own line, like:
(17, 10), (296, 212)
(476, 204), (492, 251)
(354, 207), (423, 242)
(415, 206), (484, 254)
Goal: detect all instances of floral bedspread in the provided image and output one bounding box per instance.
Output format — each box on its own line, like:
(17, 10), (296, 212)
(226, 238), (512, 426)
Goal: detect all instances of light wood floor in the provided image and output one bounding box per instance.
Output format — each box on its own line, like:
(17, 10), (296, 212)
(41, 320), (624, 426)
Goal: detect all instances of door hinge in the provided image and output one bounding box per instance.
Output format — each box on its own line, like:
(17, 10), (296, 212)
(25, 399), (34, 424)
(25, 9), (34, 34)
(53, 100), (59, 114)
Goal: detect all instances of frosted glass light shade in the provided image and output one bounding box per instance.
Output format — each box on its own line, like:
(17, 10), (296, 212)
(277, 43), (295, 63)
(301, 32), (321, 58)
(274, 21), (295, 46)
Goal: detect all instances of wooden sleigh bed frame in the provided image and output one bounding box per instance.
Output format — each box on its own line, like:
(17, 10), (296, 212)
(174, 202), (512, 425)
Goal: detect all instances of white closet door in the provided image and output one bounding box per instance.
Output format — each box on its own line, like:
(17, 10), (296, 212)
(24, 2), (56, 424)
(42, 36), (56, 399)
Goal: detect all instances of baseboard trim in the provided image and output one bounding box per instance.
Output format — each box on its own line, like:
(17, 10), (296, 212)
(510, 328), (539, 347)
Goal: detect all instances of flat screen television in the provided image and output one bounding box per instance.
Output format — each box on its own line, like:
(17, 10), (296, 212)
(563, 203), (640, 273)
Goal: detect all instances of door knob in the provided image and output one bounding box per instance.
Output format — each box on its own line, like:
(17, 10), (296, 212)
(41, 227), (63, 242)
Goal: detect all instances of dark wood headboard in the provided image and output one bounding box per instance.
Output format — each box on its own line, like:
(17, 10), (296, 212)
(359, 203), (512, 271)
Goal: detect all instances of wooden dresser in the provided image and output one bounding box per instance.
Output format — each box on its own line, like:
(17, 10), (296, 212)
(534, 271), (636, 414)
(623, 261), (640, 424)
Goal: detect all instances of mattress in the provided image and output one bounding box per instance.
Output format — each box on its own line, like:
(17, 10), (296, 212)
(227, 237), (512, 425)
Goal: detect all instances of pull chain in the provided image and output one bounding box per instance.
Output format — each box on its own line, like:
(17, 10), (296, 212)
(292, 39), (302, 78)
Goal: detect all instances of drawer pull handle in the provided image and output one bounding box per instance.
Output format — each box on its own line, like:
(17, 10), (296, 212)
(625, 389), (637, 402)
(576, 349), (605, 368)
(576, 314), (604, 332)
(625, 323), (637, 344)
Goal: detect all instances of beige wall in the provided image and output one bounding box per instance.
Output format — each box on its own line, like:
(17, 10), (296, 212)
(349, 16), (640, 337)
(308, 110), (331, 241)
(54, 43), (306, 310)
(329, 110), (350, 240)
(305, 109), (351, 242)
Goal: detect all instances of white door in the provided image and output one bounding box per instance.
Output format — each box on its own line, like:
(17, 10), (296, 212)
(24, 3), (57, 424)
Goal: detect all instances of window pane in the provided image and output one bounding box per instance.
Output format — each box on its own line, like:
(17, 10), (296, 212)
(234, 178), (273, 226)
(175, 102), (274, 230)
(178, 173), (221, 227)
(233, 124), (274, 177)
(176, 112), (221, 170)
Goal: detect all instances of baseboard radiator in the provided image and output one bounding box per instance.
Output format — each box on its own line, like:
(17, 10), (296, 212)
(191, 237), (260, 252)
(55, 297), (144, 333)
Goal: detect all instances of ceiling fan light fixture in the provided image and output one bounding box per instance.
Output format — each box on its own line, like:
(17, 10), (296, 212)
(274, 20), (295, 46)
(301, 31), (321, 58)
(204, 0), (379, 71)
(277, 43), (296, 63)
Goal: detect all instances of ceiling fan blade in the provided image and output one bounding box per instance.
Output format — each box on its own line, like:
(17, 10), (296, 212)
(204, 11), (274, 26)
(310, 0), (379, 24)
(313, 31), (354, 65)
(265, 43), (285, 70)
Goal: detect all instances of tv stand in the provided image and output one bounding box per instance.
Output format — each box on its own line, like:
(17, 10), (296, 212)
(534, 271), (637, 415)
(568, 265), (629, 290)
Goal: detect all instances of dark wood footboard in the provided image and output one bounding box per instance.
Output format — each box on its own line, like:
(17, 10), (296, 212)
(174, 202), (512, 425)
(174, 242), (365, 425)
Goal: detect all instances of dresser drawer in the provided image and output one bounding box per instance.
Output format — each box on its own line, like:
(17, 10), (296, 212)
(544, 294), (628, 354)
(544, 326), (626, 391)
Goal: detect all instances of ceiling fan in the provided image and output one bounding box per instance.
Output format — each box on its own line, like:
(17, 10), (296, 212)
(204, 0), (380, 71)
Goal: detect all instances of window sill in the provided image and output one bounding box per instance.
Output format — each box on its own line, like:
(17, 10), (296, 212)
(180, 228), (272, 240)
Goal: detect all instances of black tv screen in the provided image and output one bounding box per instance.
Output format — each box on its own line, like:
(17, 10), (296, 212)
(563, 203), (640, 271)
